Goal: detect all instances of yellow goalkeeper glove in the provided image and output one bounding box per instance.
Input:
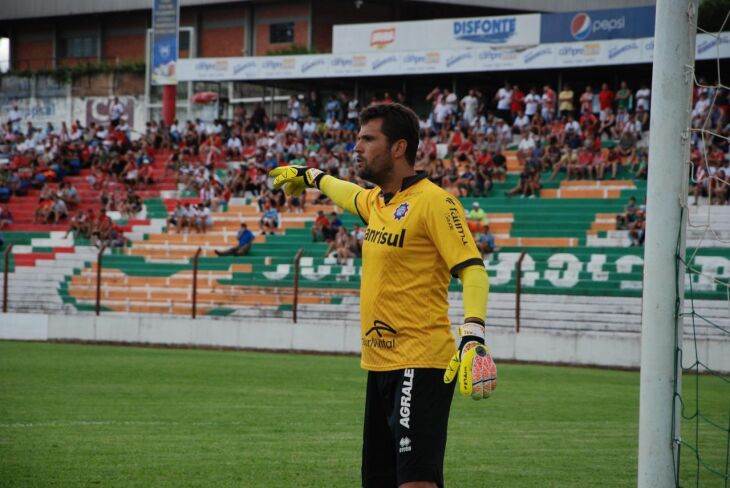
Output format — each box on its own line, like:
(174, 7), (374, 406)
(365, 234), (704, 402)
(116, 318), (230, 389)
(444, 321), (497, 400)
(269, 165), (325, 197)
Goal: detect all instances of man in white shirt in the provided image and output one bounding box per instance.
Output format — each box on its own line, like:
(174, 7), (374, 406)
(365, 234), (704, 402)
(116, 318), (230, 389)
(285, 118), (301, 134)
(635, 85), (651, 112)
(433, 101), (452, 131)
(494, 82), (512, 122)
(524, 88), (540, 119)
(513, 111), (530, 132)
(460, 89), (480, 125)
(8, 103), (22, 133)
(288, 95), (301, 121)
(302, 117), (317, 137)
(109, 97), (125, 127)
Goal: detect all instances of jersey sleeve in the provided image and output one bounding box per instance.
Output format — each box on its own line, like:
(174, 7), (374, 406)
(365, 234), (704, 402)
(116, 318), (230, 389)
(318, 175), (375, 225)
(425, 193), (485, 277)
(352, 187), (377, 225)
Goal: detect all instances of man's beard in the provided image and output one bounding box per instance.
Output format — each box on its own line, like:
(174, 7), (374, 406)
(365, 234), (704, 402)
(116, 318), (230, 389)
(358, 155), (394, 187)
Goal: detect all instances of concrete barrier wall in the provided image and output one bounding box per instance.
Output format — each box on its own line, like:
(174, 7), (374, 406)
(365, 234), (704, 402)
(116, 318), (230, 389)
(1, 313), (728, 372)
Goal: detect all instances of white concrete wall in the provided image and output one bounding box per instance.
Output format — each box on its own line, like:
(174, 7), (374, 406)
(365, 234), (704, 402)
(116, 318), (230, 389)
(1, 312), (729, 372)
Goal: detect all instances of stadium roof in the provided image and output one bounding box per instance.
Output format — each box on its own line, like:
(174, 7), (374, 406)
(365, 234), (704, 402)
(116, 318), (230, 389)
(0, 0), (657, 21)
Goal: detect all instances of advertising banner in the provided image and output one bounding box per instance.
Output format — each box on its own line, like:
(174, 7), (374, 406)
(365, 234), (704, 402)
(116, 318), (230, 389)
(258, 56), (298, 79)
(175, 34), (729, 82)
(297, 55), (329, 78)
(329, 53), (370, 77)
(695, 32), (730, 61)
(151, 0), (179, 85)
(399, 51), (444, 74)
(178, 58), (231, 80)
(441, 50), (476, 73)
(541, 6), (655, 43)
(332, 14), (540, 53)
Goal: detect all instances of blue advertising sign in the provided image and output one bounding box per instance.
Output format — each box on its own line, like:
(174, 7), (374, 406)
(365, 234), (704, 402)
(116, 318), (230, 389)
(540, 6), (655, 43)
(151, 0), (179, 85)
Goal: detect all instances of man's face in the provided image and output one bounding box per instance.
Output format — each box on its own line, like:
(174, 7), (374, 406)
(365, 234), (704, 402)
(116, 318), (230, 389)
(354, 118), (395, 186)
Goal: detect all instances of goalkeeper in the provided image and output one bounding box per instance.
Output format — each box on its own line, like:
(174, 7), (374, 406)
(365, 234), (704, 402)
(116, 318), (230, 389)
(270, 103), (496, 488)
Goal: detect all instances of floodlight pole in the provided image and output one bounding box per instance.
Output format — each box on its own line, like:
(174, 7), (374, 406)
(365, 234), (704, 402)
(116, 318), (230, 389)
(637, 1), (697, 487)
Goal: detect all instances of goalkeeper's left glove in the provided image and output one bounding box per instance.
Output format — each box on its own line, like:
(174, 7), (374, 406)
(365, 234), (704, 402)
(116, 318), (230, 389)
(444, 321), (497, 400)
(269, 165), (325, 197)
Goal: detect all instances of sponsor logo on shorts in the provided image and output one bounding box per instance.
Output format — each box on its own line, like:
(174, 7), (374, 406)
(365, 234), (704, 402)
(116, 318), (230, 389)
(399, 368), (414, 429)
(399, 436), (412, 453)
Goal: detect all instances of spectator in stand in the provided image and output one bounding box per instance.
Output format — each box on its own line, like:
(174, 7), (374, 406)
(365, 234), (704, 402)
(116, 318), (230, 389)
(311, 209), (331, 242)
(604, 143), (622, 180)
(259, 202), (280, 235)
(510, 85), (524, 121)
(616, 196), (638, 230)
(580, 86), (594, 114)
(598, 108), (617, 140)
(0, 205), (13, 229)
(288, 95), (302, 121)
(635, 84), (651, 112)
(64, 209), (87, 239)
(628, 205), (646, 247)
(598, 83), (615, 121)
(634, 147), (649, 179)
(524, 87), (540, 121)
(615, 81), (632, 113)
(618, 130), (638, 169)
(494, 82), (512, 122)
(460, 89), (481, 128)
(215, 222), (255, 256)
(558, 84), (574, 118)
(91, 208), (113, 247)
(467, 201), (488, 232)
(542, 85), (557, 122)
(636, 106), (650, 132)
(713, 169), (728, 205)
(109, 97), (125, 127)
(474, 225), (496, 258)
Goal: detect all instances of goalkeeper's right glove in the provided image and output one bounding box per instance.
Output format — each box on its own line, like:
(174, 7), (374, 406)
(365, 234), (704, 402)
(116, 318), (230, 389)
(443, 321), (497, 400)
(269, 165), (325, 197)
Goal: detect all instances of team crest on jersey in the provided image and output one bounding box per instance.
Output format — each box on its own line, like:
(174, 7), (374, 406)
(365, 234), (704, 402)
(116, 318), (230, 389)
(394, 203), (410, 220)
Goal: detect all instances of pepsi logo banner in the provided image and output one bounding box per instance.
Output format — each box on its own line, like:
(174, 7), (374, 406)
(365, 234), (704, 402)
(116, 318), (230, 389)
(541, 6), (655, 43)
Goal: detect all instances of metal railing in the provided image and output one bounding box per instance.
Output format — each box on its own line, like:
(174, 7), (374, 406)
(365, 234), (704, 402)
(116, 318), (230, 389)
(292, 248), (304, 324)
(3, 244), (13, 313)
(515, 250), (527, 333)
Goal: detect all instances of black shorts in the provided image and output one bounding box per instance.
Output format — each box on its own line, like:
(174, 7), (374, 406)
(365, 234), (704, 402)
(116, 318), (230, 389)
(362, 368), (455, 488)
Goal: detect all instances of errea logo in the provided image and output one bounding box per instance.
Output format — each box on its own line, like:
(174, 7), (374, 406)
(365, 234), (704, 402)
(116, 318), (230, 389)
(399, 436), (412, 453)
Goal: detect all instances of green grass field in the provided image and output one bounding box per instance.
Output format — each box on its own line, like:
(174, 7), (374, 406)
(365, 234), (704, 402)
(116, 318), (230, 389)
(0, 341), (727, 487)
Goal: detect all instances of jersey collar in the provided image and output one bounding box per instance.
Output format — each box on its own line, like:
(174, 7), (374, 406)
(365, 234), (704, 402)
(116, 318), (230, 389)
(380, 171), (428, 204)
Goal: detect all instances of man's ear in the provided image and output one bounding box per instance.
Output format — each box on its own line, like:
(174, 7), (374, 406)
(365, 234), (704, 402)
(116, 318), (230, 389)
(390, 139), (407, 159)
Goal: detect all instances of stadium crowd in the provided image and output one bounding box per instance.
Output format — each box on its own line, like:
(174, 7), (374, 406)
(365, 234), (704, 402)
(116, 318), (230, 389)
(0, 79), (728, 251)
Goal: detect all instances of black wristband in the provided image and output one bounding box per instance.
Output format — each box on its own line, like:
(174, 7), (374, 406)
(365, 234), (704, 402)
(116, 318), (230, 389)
(458, 334), (485, 351)
(313, 172), (326, 189)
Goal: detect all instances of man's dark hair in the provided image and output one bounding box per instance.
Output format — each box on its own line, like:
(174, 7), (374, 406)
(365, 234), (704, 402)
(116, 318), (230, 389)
(359, 103), (420, 165)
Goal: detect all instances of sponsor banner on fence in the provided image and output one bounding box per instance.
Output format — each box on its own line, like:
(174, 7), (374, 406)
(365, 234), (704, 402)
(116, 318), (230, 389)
(151, 0), (179, 85)
(695, 32), (730, 61)
(332, 14), (540, 53)
(441, 49), (476, 73)
(178, 58), (232, 80)
(297, 55), (329, 78)
(399, 51), (444, 74)
(258, 56), (298, 79)
(176, 34), (730, 82)
(329, 53), (369, 77)
(541, 6), (655, 43)
(369, 52), (400, 75)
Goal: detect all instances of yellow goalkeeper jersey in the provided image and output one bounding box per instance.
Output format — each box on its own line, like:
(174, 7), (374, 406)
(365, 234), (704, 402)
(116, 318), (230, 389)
(353, 173), (484, 371)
